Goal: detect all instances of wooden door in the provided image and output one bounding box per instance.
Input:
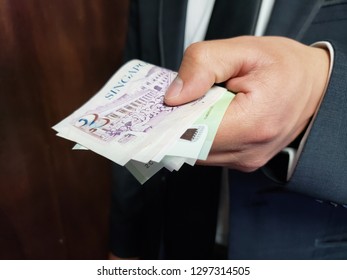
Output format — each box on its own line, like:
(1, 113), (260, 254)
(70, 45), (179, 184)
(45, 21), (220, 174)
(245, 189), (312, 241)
(0, 0), (128, 259)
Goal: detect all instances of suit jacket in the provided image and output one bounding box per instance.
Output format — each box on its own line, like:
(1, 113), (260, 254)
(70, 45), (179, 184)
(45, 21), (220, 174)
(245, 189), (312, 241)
(112, 0), (347, 259)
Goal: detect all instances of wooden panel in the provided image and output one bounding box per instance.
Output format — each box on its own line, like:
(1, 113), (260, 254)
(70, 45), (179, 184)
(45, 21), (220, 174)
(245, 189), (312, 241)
(0, 0), (129, 259)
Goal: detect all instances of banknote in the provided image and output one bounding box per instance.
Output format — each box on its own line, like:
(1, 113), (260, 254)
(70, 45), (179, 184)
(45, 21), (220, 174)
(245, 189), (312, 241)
(73, 89), (234, 184)
(125, 90), (234, 184)
(163, 91), (234, 161)
(53, 60), (226, 166)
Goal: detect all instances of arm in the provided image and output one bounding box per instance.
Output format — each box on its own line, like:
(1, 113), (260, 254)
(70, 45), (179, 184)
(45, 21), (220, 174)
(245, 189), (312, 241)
(164, 36), (347, 203)
(165, 36), (329, 172)
(287, 40), (347, 205)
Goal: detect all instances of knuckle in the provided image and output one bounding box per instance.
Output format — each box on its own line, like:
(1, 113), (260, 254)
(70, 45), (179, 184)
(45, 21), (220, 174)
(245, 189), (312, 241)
(235, 123), (279, 172)
(250, 121), (279, 144)
(238, 157), (267, 173)
(247, 157), (268, 171)
(184, 42), (209, 64)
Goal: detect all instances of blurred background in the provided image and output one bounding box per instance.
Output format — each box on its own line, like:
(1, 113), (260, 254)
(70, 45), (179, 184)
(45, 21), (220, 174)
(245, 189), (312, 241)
(0, 0), (129, 259)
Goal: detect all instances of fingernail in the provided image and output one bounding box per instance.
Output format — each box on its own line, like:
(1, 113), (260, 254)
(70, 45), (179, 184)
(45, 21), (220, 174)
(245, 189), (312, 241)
(165, 76), (183, 100)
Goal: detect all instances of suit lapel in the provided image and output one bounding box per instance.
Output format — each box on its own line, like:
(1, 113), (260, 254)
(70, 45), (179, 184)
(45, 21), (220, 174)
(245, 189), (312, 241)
(158, 0), (188, 71)
(265, 0), (324, 39)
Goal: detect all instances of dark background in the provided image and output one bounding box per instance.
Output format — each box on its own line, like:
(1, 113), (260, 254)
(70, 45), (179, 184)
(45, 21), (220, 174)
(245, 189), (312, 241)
(0, 0), (129, 259)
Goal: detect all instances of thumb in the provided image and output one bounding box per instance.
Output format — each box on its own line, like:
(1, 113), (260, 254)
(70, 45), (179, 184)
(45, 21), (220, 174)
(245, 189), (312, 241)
(164, 39), (248, 106)
(164, 44), (217, 106)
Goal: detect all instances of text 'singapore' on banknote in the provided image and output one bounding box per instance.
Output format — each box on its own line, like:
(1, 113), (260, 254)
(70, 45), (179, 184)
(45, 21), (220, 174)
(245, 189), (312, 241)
(53, 59), (234, 184)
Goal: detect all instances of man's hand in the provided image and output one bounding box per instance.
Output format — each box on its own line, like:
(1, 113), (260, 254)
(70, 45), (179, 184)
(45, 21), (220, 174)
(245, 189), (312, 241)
(165, 36), (330, 172)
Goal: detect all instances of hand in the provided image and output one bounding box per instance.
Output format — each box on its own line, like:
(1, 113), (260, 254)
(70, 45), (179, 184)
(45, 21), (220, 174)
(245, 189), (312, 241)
(164, 36), (330, 172)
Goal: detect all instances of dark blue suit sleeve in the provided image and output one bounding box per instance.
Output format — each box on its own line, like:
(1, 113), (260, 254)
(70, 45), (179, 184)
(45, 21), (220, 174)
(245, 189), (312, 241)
(288, 41), (347, 205)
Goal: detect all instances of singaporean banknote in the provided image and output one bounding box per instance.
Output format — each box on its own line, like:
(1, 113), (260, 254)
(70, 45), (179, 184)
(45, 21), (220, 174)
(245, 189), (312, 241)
(53, 59), (234, 183)
(125, 91), (234, 184)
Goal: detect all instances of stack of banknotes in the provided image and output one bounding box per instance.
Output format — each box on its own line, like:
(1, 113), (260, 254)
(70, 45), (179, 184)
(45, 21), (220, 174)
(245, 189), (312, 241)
(52, 60), (234, 184)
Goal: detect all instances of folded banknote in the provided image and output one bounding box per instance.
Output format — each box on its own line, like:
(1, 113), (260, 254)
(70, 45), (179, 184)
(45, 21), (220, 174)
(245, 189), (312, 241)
(53, 59), (234, 184)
